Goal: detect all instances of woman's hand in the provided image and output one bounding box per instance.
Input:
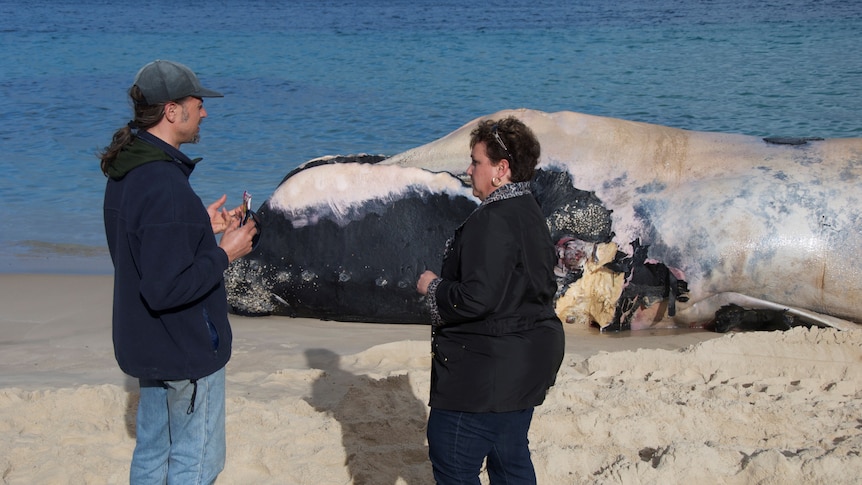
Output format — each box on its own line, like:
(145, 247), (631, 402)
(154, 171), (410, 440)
(416, 270), (439, 295)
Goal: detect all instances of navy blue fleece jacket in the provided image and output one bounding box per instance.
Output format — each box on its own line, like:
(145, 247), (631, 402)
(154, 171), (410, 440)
(103, 131), (231, 380)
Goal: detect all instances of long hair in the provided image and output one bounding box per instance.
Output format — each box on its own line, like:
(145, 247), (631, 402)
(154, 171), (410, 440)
(98, 86), (166, 176)
(469, 116), (541, 183)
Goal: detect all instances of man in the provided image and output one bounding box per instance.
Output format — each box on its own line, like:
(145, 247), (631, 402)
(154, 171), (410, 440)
(100, 60), (257, 484)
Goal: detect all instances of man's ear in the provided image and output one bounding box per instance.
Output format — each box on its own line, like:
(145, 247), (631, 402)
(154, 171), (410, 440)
(164, 101), (179, 123)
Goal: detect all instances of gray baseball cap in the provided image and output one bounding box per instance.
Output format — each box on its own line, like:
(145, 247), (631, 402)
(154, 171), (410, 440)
(132, 60), (223, 105)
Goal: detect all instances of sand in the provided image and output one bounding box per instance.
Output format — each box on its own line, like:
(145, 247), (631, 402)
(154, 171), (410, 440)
(0, 274), (860, 484)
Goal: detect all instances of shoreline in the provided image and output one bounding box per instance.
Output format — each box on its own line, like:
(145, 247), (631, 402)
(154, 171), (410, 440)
(0, 241), (113, 276)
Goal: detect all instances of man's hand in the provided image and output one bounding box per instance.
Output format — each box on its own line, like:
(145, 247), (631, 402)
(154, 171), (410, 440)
(207, 194), (243, 234)
(219, 216), (258, 263)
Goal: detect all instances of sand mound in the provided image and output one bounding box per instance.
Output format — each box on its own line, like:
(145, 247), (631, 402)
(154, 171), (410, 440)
(1, 328), (860, 484)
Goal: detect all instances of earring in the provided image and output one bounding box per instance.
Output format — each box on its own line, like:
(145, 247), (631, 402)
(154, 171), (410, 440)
(492, 177), (502, 187)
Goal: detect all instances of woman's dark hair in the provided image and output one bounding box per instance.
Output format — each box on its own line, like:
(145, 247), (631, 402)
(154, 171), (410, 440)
(470, 116), (541, 183)
(98, 85), (166, 176)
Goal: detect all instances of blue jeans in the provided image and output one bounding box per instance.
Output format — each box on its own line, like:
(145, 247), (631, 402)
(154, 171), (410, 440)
(130, 367), (226, 485)
(427, 408), (536, 485)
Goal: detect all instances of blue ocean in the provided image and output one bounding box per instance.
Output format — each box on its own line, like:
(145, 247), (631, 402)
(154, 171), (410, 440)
(1, 0), (860, 273)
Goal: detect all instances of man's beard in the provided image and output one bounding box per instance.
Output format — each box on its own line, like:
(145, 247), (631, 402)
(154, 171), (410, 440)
(180, 107), (201, 144)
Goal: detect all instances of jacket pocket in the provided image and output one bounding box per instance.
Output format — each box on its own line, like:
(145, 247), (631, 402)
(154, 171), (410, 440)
(433, 337), (466, 365)
(203, 308), (219, 350)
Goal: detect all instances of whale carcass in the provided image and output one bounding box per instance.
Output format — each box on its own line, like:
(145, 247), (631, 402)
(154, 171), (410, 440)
(225, 109), (862, 331)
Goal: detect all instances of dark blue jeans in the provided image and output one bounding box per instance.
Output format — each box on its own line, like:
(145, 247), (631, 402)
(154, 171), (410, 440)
(427, 407), (536, 485)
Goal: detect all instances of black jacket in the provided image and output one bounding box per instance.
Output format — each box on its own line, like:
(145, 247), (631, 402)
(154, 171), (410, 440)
(430, 186), (564, 412)
(103, 131), (231, 380)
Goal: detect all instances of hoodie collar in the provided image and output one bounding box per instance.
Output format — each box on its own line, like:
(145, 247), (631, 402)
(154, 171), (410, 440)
(135, 129), (202, 170)
(105, 129), (202, 180)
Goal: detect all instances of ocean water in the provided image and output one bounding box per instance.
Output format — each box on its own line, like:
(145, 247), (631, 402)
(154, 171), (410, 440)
(1, 0), (860, 273)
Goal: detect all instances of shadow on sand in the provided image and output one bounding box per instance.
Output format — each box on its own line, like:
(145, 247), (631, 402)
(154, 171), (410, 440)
(304, 348), (432, 485)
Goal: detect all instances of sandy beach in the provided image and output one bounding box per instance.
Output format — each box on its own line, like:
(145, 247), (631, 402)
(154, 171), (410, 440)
(1, 274), (860, 484)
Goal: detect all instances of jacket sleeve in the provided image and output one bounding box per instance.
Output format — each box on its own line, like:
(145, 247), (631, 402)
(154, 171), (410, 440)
(435, 207), (518, 324)
(133, 169), (229, 312)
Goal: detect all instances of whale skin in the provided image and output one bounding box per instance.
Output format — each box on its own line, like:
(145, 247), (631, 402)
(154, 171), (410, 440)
(226, 109), (862, 331)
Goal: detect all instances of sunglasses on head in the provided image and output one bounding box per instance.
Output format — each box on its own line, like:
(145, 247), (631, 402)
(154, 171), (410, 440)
(491, 123), (515, 164)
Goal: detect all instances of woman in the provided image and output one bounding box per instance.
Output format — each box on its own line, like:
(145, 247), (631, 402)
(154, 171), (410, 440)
(416, 116), (565, 484)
